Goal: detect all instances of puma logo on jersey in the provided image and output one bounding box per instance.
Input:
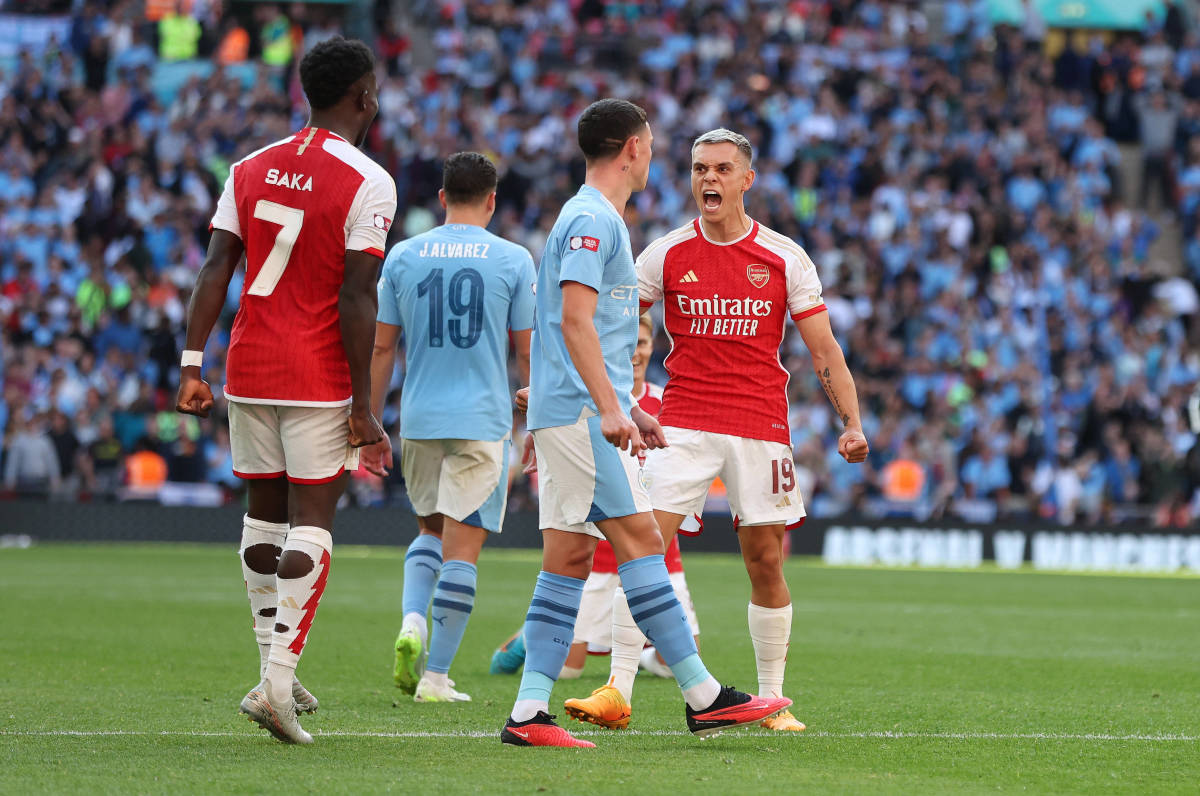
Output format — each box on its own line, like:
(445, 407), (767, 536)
(265, 169), (314, 191)
(678, 270), (699, 283)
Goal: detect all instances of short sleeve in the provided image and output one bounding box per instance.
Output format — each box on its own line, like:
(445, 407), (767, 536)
(785, 244), (826, 319)
(509, 248), (537, 331)
(210, 168), (241, 238)
(635, 240), (666, 307)
(557, 212), (613, 291)
(346, 167), (397, 258)
(376, 251), (403, 327)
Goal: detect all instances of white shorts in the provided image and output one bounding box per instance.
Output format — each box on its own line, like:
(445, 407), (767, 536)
(643, 426), (806, 527)
(573, 571), (700, 652)
(400, 438), (510, 533)
(533, 409), (652, 538)
(228, 401), (358, 484)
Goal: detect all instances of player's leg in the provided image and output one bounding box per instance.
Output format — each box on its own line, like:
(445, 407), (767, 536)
(228, 402), (320, 736)
(643, 562), (701, 678)
(501, 527), (598, 748)
(489, 626), (527, 674)
(725, 435), (807, 732)
(395, 517), (442, 693)
(242, 477), (289, 681)
(607, 509), (687, 703)
(600, 510), (790, 736)
(607, 428), (715, 703)
(562, 565), (618, 679)
(415, 438), (508, 702)
(560, 643), (587, 678)
(415, 518), (487, 702)
(394, 438), (447, 692)
(502, 422), (600, 747)
(228, 402), (290, 680)
(240, 476), (321, 713)
(243, 405), (354, 744)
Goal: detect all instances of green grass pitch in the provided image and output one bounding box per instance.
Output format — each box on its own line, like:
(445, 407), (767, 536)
(1, 543), (1197, 794)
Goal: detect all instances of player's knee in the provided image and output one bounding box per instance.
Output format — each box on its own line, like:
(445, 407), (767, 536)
(277, 549), (316, 580)
(242, 543), (281, 575)
(562, 544), (594, 574)
(744, 548), (784, 584)
(548, 542), (594, 579)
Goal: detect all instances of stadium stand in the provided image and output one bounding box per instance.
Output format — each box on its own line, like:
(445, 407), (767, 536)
(1, 0), (1199, 528)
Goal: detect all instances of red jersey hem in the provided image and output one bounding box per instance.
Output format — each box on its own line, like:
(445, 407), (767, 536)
(360, 246), (385, 258)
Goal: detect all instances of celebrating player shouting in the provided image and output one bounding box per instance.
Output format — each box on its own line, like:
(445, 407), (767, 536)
(175, 38), (396, 744)
(568, 128), (869, 733)
(501, 100), (790, 748)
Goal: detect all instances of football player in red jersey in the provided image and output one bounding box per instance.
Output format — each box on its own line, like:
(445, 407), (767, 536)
(175, 38), (397, 745)
(578, 128), (868, 733)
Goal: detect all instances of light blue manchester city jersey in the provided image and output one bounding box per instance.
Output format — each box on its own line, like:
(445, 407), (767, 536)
(528, 185), (639, 430)
(378, 223), (536, 441)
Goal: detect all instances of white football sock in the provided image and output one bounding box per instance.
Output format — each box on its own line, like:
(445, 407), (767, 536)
(682, 677), (721, 710)
(421, 670), (449, 689)
(748, 602), (792, 698)
(559, 664), (584, 679)
(511, 698), (547, 722)
(402, 611), (428, 645)
(265, 526), (333, 706)
(608, 587), (644, 702)
(639, 646), (673, 678)
(238, 514), (287, 678)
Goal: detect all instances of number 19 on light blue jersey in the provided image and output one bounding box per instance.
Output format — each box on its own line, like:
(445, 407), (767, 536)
(378, 224), (536, 441)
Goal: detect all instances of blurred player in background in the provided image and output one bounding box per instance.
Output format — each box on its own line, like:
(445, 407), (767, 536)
(363, 152), (535, 704)
(175, 38), (396, 745)
(566, 128), (868, 734)
(500, 99), (789, 748)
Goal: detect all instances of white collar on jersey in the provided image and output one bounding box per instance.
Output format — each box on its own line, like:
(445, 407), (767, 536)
(696, 217), (757, 247)
(580, 184), (624, 222)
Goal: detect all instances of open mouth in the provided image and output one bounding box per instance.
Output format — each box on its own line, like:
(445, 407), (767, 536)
(702, 190), (722, 212)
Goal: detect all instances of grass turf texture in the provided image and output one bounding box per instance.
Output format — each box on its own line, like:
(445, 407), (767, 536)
(1, 544), (1196, 794)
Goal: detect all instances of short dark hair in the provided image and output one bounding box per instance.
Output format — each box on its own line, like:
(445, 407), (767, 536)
(299, 37), (376, 111)
(577, 99), (648, 161)
(442, 152), (498, 205)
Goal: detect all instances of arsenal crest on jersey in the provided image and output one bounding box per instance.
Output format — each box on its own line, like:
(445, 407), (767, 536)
(747, 263), (770, 288)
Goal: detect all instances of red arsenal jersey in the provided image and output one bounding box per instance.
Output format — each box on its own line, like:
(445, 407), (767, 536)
(592, 380), (684, 575)
(210, 127), (397, 406)
(637, 219), (825, 445)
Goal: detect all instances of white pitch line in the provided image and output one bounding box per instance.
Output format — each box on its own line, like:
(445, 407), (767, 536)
(1, 730), (1195, 742)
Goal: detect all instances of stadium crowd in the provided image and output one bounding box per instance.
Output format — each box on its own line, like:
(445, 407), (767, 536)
(2, 0), (1199, 526)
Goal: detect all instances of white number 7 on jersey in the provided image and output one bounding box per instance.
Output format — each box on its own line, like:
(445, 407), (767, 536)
(247, 200), (304, 296)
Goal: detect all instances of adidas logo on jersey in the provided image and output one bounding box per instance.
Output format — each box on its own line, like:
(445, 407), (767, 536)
(678, 270), (699, 283)
(775, 495), (792, 508)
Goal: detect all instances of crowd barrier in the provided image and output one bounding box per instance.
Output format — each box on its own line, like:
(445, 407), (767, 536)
(1, 501), (1197, 574)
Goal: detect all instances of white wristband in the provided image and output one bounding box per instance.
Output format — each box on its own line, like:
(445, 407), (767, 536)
(181, 350), (203, 368)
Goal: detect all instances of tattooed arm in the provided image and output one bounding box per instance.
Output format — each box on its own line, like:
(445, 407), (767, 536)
(795, 310), (869, 463)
